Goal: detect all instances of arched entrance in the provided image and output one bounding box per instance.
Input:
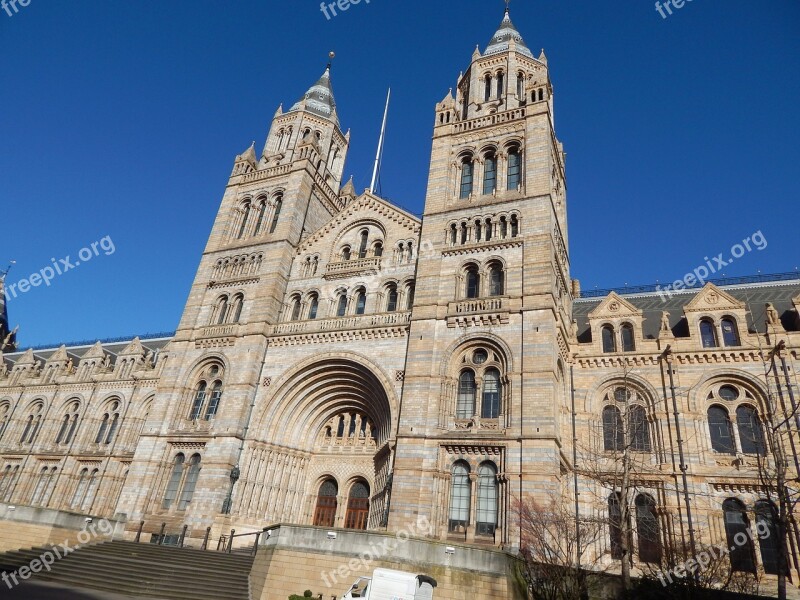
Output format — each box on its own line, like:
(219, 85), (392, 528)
(313, 479), (338, 527)
(344, 481), (370, 530)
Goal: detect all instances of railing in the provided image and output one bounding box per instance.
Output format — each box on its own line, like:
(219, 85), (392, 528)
(197, 324), (238, 339)
(453, 108), (527, 133)
(272, 311), (411, 336)
(134, 521), (268, 556)
(448, 297), (507, 315)
(240, 164), (291, 184)
(578, 271), (800, 299)
(324, 257), (382, 278)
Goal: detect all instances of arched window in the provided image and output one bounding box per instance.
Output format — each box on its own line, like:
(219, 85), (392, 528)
(162, 454), (185, 509)
(608, 493), (624, 559)
(237, 203), (251, 239)
(189, 381), (207, 420)
(483, 154), (497, 195)
(230, 294), (244, 324)
(308, 294), (319, 320)
(485, 218), (493, 241)
(105, 412), (120, 445)
(0, 404), (9, 442)
(488, 263), (504, 296)
(450, 224), (457, 245)
(459, 222), (467, 244)
(1, 466), (19, 502)
(342, 246), (351, 261)
(406, 283), (415, 309)
(345, 481), (370, 530)
(71, 468), (89, 508)
(448, 462), (471, 533)
(457, 370), (476, 419)
(708, 406), (736, 454)
(290, 296), (302, 321)
(253, 200), (268, 235)
(484, 74), (492, 102)
(95, 414), (109, 444)
(499, 216), (508, 238)
(373, 242), (383, 257)
(496, 71), (504, 99)
(700, 319), (718, 348)
(474, 220), (482, 242)
(459, 158), (474, 199)
(629, 405), (651, 452)
(621, 324), (635, 352)
(722, 499), (756, 573)
(517, 73), (524, 99)
(602, 325), (616, 353)
(20, 406), (43, 445)
(269, 195), (282, 234)
(755, 500), (785, 575)
(603, 406), (624, 451)
(721, 317), (740, 347)
(56, 402), (80, 445)
(358, 230), (369, 259)
(510, 214), (519, 237)
(314, 479), (338, 527)
(204, 381), (223, 420)
(80, 468), (99, 512)
(481, 369), (501, 419)
(177, 454), (201, 510)
(336, 293), (348, 317)
(476, 462), (498, 536)
(507, 148), (521, 191)
(635, 494), (662, 563)
(465, 265), (480, 299)
(736, 405), (766, 455)
(355, 289), (367, 315)
(386, 285), (398, 312)
(216, 296), (228, 325)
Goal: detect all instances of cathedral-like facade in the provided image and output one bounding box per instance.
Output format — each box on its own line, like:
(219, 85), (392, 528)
(2, 8), (799, 580)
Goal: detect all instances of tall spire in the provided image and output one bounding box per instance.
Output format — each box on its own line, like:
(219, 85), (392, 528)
(485, 4), (534, 59)
(0, 263), (15, 351)
(288, 63), (339, 126)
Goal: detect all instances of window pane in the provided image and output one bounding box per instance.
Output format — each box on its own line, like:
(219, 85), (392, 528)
(636, 495), (662, 563)
(603, 406), (624, 451)
(466, 270), (479, 299)
(481, 370), (501, 419)
(700, 321), (717, 348)
(476, 464), (498, 535)
(308, 297), (319, 320)
(448, 464), (470, 532)
(602, 327), (616, 353)
(337, 294), (348, 317)
(489, 267), (504, 296)
(507, 151), (521, 191)
(621, 325), (635, 352)
(722, 318), (740, 347)
(162, 455), (185, 509)
(483, 157), (497, 195)
(457, 371), (476, 419)
(608, 494), (624, 559)
(723, 500), (756, 573)
(189, 383), (206, 420)
(708, 407), (736, 454)
(460, 161), (474, 199)
(355, 291), (366, 315)
(178, 455), (201, 510)
(629, 406), (651, 452)
(387, 289), (398, 312)
(736, 406), (766, 455)
(755, 502), (786, 575)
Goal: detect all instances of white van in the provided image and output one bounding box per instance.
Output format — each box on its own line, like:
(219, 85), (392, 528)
(340, 568), (437, 600)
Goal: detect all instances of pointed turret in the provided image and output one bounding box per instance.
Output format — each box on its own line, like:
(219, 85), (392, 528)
(0, 273), (15, 352)
(288, 66), (338, 126)
(484, 7), (534, 59)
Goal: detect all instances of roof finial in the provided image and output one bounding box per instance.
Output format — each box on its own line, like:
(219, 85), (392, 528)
(0, 261), (15, 281)
(327, 51), (335, 70)
(505, 0), (511, 15)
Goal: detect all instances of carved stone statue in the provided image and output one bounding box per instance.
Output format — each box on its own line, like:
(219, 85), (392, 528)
(571, 319), (579, 341)
(766, 303), (780, 326)
(661, 311), (671, 332)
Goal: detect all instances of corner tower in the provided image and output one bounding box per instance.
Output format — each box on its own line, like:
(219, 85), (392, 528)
(389, 8), (572, 547)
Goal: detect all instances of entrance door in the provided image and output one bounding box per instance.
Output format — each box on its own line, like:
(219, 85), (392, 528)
(344, 481), (370, 530)
(313, 479), (338, 527)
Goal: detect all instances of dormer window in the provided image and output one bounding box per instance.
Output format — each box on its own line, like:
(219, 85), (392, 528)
(721, 317), (740, 347)
(602, 325), (616, 353)
(699, 319), (718, 348)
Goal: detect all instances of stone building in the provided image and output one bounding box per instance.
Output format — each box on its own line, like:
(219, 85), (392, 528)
(1, 7), (799, 586)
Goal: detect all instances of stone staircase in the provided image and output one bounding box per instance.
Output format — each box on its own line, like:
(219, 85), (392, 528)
(0, 539), (255, 599)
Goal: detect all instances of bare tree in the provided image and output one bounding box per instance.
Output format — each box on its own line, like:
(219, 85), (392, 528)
(514, 493), (606, 600)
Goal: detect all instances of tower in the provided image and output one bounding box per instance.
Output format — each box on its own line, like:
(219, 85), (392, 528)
(388, 7), (571, 546)
(123, 63), (352, 526)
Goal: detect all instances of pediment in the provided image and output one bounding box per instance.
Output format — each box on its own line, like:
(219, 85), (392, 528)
(587, 292), (642, 320)
(14, 348), (35, 366)
(298, 191), (421, 255)
(82, 341), (107, 360)
(119, 337), (145, 356)
(684, 283), (744, 313)
(47, 345), (68, 363)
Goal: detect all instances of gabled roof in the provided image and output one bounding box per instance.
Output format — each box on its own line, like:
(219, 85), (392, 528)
(485, 8), (534, 59)
(298, 191), (421, 254)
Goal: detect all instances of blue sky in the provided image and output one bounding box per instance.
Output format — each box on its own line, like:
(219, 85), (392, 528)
(1, 0), (798, 347)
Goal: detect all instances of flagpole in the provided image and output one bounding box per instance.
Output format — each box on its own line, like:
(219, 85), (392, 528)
(370, 87), (391, 194)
